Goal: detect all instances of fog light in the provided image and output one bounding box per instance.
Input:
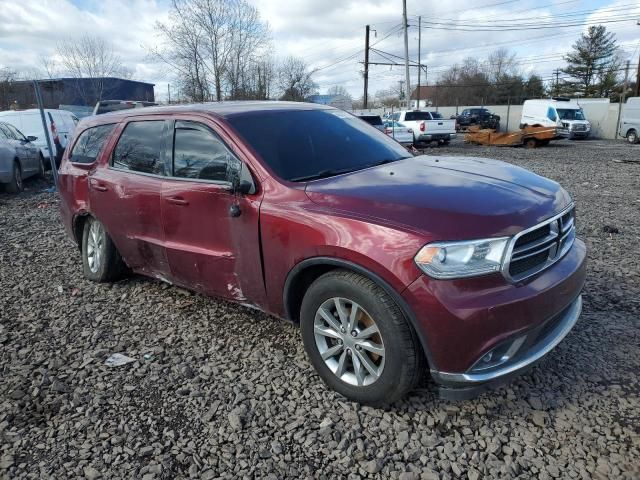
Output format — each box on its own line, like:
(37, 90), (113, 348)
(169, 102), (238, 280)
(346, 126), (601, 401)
(470, 336), (526, 372)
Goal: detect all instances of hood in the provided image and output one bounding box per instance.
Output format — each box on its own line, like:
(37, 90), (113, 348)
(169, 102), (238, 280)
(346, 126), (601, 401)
(305, 156), (572, 240)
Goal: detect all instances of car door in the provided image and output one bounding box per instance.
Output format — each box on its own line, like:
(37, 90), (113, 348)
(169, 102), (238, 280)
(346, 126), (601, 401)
(161, 118), (264, 304)
(1, 124), (35, 174)
(87, 118), (171, 280)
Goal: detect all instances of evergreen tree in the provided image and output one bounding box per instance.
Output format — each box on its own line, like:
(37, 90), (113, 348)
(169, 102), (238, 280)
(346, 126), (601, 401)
(562, 25), (620, 98)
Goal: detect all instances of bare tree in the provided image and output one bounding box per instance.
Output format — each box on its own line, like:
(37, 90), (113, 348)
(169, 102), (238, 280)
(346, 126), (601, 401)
(55, 35), (131, 105)
(327, 85), (352, 99)
(153, 0), (272, 102)
(277, 56), (317, 101)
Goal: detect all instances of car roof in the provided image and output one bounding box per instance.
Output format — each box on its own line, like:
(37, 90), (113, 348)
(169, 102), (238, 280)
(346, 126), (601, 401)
(79, 101), (334, 128)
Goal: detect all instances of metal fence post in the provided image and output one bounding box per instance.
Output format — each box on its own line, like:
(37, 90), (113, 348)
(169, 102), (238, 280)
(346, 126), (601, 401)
(33, 80), (58, 187)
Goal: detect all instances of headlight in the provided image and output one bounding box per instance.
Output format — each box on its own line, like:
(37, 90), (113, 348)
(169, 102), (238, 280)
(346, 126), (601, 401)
(414, 237), (510, 279)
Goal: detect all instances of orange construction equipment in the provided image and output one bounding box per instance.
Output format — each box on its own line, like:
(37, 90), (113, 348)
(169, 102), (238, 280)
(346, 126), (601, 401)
(464, 125), (563, 148)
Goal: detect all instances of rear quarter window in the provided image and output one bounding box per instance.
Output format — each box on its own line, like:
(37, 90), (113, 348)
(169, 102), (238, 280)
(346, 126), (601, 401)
(70, 124), (116, 164)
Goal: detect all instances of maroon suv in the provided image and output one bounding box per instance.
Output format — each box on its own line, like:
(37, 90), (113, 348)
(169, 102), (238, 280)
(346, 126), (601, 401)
(58, 102), (586, 405)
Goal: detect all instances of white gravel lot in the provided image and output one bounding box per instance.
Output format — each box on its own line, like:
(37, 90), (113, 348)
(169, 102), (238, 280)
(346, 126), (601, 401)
(1, 138), (639, 479)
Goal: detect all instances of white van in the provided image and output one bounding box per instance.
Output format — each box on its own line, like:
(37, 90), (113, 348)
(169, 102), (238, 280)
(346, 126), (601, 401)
(619, 97), (639, 144)
(0, 109), (79, 167)
(520, 98), (591, 139)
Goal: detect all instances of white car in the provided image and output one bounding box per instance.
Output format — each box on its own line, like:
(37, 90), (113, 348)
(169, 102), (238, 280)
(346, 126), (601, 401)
(0, 109), (78, 167)
(383, 121), (414, 146)
(619, 97), (639, 144)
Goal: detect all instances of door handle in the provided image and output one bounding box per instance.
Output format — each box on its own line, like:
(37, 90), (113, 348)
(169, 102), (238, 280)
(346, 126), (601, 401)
(90, 179), (108, 192)
(166, 196), (189, 206)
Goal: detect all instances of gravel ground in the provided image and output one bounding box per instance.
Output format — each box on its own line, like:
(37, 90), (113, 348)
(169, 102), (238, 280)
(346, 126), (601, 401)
(1, 139), (639, 479)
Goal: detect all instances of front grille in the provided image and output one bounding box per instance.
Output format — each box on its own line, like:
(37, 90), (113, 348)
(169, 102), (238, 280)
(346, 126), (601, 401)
(506, 207), (575, 281)
(573, 124), (586, 131)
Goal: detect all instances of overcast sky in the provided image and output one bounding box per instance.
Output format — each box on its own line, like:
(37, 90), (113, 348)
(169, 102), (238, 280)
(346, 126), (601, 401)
(0, 0), (638, 101)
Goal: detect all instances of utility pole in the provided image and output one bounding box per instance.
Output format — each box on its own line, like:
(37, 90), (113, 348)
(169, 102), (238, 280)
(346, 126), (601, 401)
(364, 25), (370, 109)
(554, 69), (560, 96)
(617, 60), (631, 138)
(167, 83), (171, 104)
(417, 16), (421, 109)
(636, 54), (640, 97)
(636, 20), (640, 96)
(402, 0), (411, 109)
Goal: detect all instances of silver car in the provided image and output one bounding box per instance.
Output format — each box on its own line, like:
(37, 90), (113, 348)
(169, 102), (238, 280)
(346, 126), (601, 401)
(0, 121), (44, 193)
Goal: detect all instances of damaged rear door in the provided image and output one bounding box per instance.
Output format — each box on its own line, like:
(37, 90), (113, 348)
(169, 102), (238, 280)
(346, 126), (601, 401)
(161, 118), (264, 304)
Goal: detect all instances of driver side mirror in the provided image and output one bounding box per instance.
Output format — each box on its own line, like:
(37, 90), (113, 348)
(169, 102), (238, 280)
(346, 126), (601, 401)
(27, 135), (38, 142)
(227, 155), (256, 195)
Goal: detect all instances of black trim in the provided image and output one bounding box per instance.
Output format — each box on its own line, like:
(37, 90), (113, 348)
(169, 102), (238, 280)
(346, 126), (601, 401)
(283, 256), (436, 369)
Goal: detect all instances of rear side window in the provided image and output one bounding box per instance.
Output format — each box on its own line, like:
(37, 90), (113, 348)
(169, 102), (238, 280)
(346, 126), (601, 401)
(358, 115), (383, 126)
(112, 121), (165, 175)
(404, 111), (432, 121)
(71, 124), (115, 164)
(172, 121), (231, 182)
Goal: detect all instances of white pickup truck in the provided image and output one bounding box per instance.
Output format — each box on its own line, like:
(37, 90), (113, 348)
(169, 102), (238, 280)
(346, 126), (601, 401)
(389, 110), (457, 145)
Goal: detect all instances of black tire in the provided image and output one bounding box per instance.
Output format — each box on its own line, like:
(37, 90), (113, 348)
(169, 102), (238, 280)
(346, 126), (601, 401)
(81, 217), (126, 282)
(627, 129), (638, 144)
(36, 154), (46, 179)
(5, 161), (23, 193)
(524, 138), (538, 149)
(300, 270), (424, 406)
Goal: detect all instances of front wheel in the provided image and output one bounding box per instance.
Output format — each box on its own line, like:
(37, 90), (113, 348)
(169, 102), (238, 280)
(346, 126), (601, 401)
(5, 161), (23, 193)
(82, 217), (126, 282)
(627, 129), (638, 144)
(300, 270), (424, 406)
(37, 154), (46, 179)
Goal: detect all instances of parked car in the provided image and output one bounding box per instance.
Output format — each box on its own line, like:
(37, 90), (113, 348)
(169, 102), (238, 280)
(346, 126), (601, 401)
(619, 96), (639, 144)
(58, 102), (585, 405)
(0, 121), (44, 192)
(93, 100), (159, 116)
(388, 110), (457, 145)
(383, 120), (414, 146)
(0, 109), (78, 168)
(520, 98), (590, 139)
(355, 113), (385, 132)
(452, 107), (500, 131)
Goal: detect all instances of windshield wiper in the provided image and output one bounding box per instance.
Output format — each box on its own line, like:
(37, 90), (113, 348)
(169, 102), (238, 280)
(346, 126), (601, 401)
(367, 157), (411, 168)
(290, 167), (361, 182)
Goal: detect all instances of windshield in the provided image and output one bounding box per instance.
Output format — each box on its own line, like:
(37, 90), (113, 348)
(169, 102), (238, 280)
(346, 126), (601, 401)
(227, 109), (411, 182)
(557, 108), (585, 120)
(405, 111), (432, 121)
(429, 112), (443, 119)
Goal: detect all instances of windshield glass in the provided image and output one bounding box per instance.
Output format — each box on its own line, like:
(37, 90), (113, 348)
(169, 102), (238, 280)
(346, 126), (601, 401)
(404, 111), (433, 121)
(227, 109), (411, 182)
(429, 112), (443, 119)
(557, 108), (585, 120)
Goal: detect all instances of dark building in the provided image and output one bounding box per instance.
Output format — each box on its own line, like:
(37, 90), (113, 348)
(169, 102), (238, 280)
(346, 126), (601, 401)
(0, 77), (155, 111)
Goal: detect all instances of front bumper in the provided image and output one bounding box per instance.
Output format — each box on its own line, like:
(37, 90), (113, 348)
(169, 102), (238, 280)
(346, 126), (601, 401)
(432, 295), (582, 399)
(569, 130), (590, 139)
(402, 238), (586, 398)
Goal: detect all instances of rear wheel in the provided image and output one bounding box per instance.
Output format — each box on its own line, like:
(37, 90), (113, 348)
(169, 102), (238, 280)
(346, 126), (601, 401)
(6, 161), (23, 193)
(524, 138), (538, 149)
(82, 217), (126, 282)
(300, 270), (424, 406)
(627, 129), (638, 144)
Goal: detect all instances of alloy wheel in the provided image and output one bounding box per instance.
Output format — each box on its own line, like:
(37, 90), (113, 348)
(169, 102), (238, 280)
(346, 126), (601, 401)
(86, 221), (104, 273)
(313, 297), (385, 387)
